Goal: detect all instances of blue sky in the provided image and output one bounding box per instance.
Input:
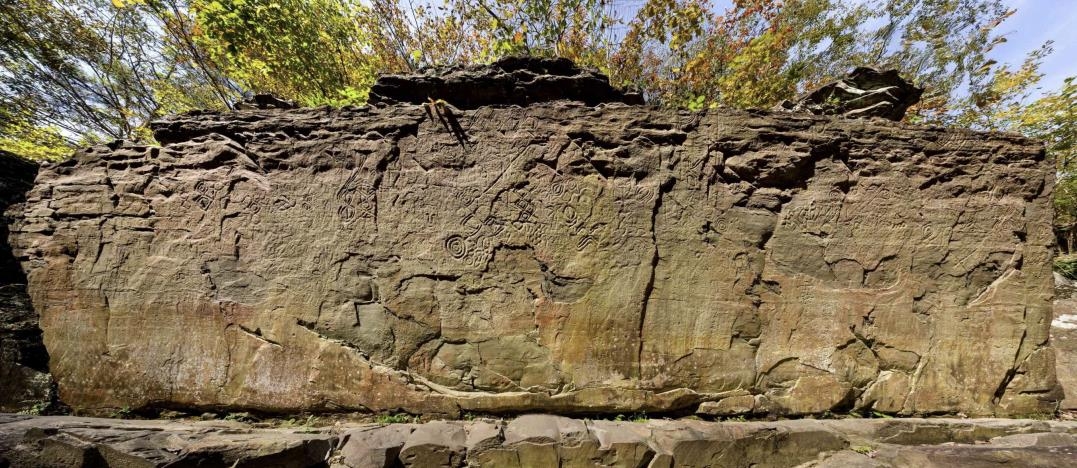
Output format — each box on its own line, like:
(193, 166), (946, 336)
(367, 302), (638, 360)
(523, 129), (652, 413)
(609, 0), (1074, 98)
(994, 0), (1077, 96)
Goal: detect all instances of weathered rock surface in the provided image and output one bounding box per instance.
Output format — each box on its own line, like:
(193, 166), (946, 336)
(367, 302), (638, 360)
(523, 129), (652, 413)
(368, 56), (644, 109)
(3, 415), (1077, 467)
(776, 67), (924, 121)
(10, 60), (1058, 417)
(0, 414), (336, 467)
(0, 151), (52, 413)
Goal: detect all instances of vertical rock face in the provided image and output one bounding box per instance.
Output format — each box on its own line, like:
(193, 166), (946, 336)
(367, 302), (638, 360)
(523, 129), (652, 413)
(0, 150), (51, 412)
(9, 61), (1059, 417)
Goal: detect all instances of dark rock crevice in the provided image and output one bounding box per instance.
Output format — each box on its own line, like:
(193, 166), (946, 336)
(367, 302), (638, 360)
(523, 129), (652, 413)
(369, 56), (644, 109)
(0, 150), (55, 413)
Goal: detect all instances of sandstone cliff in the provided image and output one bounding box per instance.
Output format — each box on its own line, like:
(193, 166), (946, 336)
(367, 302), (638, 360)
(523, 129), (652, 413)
(9, 59), (1060, 417)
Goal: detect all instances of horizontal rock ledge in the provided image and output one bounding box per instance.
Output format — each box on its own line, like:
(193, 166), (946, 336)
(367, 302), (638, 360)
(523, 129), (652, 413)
(3, 414), (1077, 467)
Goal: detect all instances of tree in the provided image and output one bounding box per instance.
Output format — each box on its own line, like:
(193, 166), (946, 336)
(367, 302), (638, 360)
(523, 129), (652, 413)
(0, 0), (1066, 166)
(136, 0), (244, 114)
(356, 0), (488, 71)
(608, 0), (1045, 119)
(0, 0), (238, 160)
(189, 0), (379, 105)
(1018, 78), (1077, 250)
(0, 102), (71, 161)
(0, 0), (157, 145)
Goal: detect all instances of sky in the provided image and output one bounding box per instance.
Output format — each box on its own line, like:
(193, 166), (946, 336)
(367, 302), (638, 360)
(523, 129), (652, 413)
(609, 0), (1075, 98)
(993, 0), (1077, 96)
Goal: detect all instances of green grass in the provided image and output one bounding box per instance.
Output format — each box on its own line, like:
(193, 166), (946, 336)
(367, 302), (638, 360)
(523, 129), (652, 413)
(1055, 255), (1077, 279)
(376, 413), (418, 424)
(852, 445), (875, 455)
(612, 412), (649, 423)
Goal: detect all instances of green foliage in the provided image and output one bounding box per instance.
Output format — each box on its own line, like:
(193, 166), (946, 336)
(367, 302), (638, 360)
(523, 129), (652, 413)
(1016, 77), (1077, 235)
(0, 0), (238, 161)
(0, 0), (1069, 178)
(376, 412), (418, 424)
(608, 0), (1046, 116)
(17, 401), (50, 416)
(471, 0), (618, 67)
(851, 445), (876, 454)
(1055, 256), (1077, 280)
(0, 107), (72, 161)
(112, 406), (134, 418)
(191, 0), (378, 106)
(611, 412), (649, 422)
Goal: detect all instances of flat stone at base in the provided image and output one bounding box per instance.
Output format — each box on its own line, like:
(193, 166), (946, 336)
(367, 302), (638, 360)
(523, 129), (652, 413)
(3, 415), (1077, 467)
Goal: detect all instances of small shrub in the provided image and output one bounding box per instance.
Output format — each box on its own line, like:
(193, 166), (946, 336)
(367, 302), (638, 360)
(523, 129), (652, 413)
(18, 401), (49, 416)
(852, 445), (875, 455)
(376, 413), (416, 424)
(111, 406), (133, 419)
(1055, 256), (1077, 280)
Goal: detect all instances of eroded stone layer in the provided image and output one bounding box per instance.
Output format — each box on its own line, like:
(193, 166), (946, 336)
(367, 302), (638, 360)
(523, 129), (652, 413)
(5, 414), (1077, 468)
(10, 102), (1058, 416)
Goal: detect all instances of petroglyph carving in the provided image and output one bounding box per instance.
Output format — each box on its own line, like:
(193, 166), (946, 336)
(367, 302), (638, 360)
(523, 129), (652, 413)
(9, 60), (1058, 418)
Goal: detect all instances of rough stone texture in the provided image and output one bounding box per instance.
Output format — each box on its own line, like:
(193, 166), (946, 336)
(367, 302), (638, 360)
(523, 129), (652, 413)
(0, 150), (52, 413)
(10, 61), (1058, 417)
(0, 415), (336, 467)
(234, 93), (299, 111)
(4, 415), (1077, 467)
(775, 67), (924, 121)
(1052, 273), (1077, 410)
(368, 56), (644, 109)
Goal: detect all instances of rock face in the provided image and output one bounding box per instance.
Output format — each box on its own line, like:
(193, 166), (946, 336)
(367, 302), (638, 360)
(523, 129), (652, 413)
(4, 414), (1077, 467)
(368, 56), (644, 109)
(776, 67), (924, 121)
(9, 60), (1058, 417)
(0, 151), (52, 412)
(0, 414), (336, 467)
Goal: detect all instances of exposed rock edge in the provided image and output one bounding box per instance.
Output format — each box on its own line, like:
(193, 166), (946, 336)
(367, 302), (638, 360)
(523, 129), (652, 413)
(9, 61), (1058, 418)
(3, 414), (1077, 467)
